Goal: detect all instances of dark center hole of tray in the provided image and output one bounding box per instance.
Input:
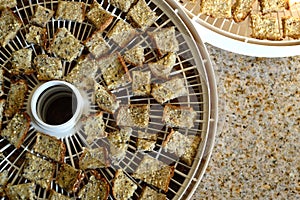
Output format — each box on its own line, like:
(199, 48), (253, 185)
(37, 86), (78, 125)
(44, 95), (77, 125)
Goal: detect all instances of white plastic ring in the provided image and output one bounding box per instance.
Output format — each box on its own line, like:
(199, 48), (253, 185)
(30, 81), (84, 138)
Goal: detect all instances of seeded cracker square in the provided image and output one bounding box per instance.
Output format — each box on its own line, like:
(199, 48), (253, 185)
(259, 0), (289, 14)
(98, 52), (131, 90)
(136, 131), (157, 151)
(1, 112), (30, 148)
(232, 0), (255, 22)
(282, 16), (300, 39)
(250, 14), (282, 40)
(56, 163), (84, 193)
(110, 0), (136, 12)
(107, 127), (132, 163)
(86, 0), (114, 31)
(162, 130), (192, 157)
(5, 80), (28, 118)
(117, 104), (150, 128)
(48, 27), (84, 62)
(132, 70), (151, 96)
(148, 26), (179, 57)
(82, 112), (107, 144)
(22, 153), (55, 189)
(162, 130), (201, 166)
(151, 77), (187, 104)
(0, 8), (22, 47)
(107, 19), (137, 48)
(79, 147), (110, 170)
(25, 25), (47, 48)
(34, 54), (63, 81)
(5, 182), (36, 200)
(49, 190), (72, 200)
(0, 0), (17, 10)
(33, 132), (66, 163)
(65, 56), (97, 90)
(31, 5), (54, 27)
(78, 172), (110, 200)
(162, 104), (197, 129)
(56, 1), (85, 22)
(123, 45), (145, 67)
(84, 30), (110, 58)
(140, 186), (166, 200)
(112, 169), (137, 200)
(0, 170), (8, 197)
(200, 0), (232, 18)
(126, 0), (157, 31)
(132, 155), (174, 192)
(148, 52), (176, 79)
(94, 83), (120, 114)
(11, 49), (32, 74)
(65, 55), (97, 90)
(11, 48), (34, 75)
(181, 135), (201, 166)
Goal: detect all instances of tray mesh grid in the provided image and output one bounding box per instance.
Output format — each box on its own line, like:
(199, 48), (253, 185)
(0, 0), (212, 199)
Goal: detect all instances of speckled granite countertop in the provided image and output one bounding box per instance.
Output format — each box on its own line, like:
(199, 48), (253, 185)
(192, 45), (300, 199)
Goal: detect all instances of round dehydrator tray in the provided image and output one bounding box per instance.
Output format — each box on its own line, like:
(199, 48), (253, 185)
(178, 0), (300, 57)
(0, 0), (218, 199)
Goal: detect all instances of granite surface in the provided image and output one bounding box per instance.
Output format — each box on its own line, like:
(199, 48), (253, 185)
(192, 45), (300, 199)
